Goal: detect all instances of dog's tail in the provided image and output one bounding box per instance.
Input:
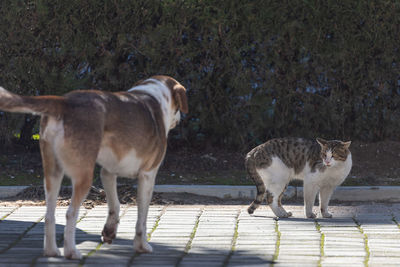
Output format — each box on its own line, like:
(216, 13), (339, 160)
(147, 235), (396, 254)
(246, 150), (266, 215)
(0, 87), (65, 117)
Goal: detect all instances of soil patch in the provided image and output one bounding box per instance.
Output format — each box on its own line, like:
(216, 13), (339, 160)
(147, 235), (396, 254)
(159, 140), (400, 186)
(0, 185), (247, 207)
(0, 141), (399, 187)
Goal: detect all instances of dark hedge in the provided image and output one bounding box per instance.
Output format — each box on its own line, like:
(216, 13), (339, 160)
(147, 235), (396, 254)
(0, 0), (399, 150)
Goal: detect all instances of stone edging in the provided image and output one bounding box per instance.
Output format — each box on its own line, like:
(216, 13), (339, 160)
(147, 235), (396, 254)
(1, 185), (400, 202)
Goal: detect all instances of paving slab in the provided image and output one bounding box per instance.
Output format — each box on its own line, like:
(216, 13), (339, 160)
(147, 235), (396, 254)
(1, 203), (400, 266)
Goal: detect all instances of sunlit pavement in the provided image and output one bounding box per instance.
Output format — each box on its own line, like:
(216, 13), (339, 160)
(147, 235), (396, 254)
(1, 203), (400, 266)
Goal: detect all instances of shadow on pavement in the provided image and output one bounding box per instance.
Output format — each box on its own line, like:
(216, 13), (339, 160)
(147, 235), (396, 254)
(0, 219), (275, 266)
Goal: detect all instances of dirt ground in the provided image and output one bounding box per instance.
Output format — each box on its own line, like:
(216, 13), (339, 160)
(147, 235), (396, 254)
(0, 140), (399, 187)
(0, 184), (369, 208)
(160, 140), (400, 186)
(0, 183), (254, 207)
(0, 140), (399, 207)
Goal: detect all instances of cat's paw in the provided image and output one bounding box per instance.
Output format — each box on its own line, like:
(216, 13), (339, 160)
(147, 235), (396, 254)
(275, 210), (292, 218)
(306, 212), (316, 219)
(322, 212), (333, 218)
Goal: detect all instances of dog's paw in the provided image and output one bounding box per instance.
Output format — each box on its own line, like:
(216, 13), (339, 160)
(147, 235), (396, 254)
(64, 248), (82, 260)
(102, 225), (117, 244)
(322, 211), (333, 218)
(43, 247), (61, 257)
(133, 239), (153, 253)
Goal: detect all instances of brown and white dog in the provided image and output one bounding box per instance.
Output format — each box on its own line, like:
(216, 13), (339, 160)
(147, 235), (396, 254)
(0, 75), (188, 259)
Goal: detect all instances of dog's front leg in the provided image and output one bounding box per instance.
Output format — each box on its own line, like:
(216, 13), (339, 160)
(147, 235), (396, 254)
(100, 168), (120, 244)
(133, 169), (157, 253)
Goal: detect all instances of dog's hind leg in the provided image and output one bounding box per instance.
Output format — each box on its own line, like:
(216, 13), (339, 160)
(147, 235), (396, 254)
(100, 168), (120, 244)
(41, 140), (64, 257)
(63, 167), (94, 260)
(133, 168), (158, 253)
(57, 108), (103, 259)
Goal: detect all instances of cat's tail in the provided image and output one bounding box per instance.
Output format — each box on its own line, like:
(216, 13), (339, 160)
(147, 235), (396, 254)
(246, 151), (266, 214)
(0, 87), (65, 117)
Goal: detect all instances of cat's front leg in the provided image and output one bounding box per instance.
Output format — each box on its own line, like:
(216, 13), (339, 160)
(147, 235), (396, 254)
(303, 181), (319, 218)
(319, 185), (335, 218)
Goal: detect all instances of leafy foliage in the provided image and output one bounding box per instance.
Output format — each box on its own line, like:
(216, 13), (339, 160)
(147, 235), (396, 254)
(0, 0), (399, 150)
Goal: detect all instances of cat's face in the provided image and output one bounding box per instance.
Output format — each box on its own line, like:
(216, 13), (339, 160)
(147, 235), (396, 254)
(316, 138), (351, 167)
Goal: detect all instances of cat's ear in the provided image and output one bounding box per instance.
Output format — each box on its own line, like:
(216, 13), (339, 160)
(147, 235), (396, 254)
(316, 138), (328, 147)
(341, 141), (351, 149)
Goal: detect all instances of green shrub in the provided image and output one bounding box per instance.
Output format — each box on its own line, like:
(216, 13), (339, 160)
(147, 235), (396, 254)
(0, 0), (399, 150)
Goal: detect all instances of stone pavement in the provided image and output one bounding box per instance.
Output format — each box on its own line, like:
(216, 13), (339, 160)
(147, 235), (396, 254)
(1, 203), (400, 266)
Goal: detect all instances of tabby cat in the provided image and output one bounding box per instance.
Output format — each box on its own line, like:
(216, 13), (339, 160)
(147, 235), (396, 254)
(246, 137), (352, 218)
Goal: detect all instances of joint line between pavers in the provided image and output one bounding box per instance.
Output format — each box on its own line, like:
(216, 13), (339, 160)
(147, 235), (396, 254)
(272, 217), (281, 266)
(57, 209), (90, 247)
(147, 206), (168, 241)
(0, 205), (20, 222)
(391, 213), (400, 230)
(314, 219), (325, 267)
(184, 207), (204, 253)
(353, 217), (370, 267)
(78, 242), (102, 267)
(174, 207), (204, 267)
(79, 205), (131, 266)
(230, 209), (241, 251)
(222, 208), (241, 267)
(76, 209), (90, 224)
(0, 215), (44, 254)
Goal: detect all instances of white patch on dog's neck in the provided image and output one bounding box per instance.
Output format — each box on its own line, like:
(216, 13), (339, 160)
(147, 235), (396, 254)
(0, 87), (13, 98)
(128, 79), (175, 134)
(118, 94), (130, 102)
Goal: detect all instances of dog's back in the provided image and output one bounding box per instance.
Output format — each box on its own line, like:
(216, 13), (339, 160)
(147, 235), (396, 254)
(0, 85), (171, 174)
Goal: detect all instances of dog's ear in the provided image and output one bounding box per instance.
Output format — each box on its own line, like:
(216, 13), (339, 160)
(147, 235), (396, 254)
(173, 84), (188, 114)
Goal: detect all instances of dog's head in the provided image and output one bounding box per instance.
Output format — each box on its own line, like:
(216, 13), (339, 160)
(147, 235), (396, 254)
(132, 75), (188, 131)
(159, 76), (188, 129)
